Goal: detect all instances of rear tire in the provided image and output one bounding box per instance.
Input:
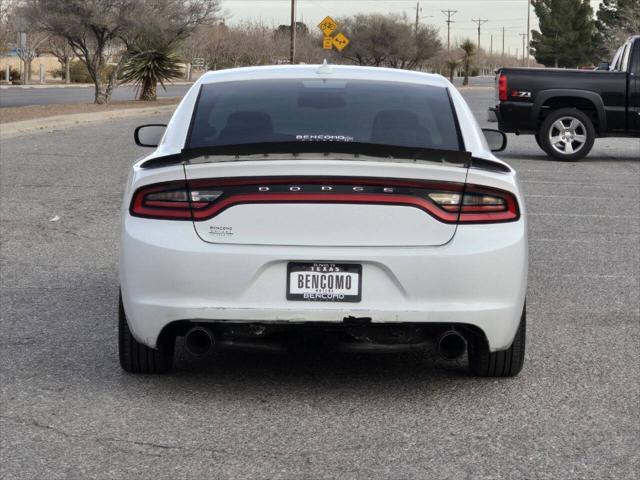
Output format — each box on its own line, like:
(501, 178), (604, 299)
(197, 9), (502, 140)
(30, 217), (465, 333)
(468, 304), (526, 377)
(118, 292), (174, 374)
(539, 108), (595, 161)
(534, 133), (543, 149)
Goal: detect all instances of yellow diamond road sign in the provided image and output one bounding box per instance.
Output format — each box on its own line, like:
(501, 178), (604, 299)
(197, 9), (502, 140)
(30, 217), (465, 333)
(332, 32), (350, 52)
(318, 16), (338, 36)
(322, 37), (333, 50)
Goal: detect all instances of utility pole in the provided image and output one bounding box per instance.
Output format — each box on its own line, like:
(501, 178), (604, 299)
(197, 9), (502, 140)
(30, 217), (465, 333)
(289, 0), (296, 64)
(520, 33), (526, 65)
(502, 26), (505, 59)
(490, 34), (493, 56)
(526, 0), (531, 66)
(413, 2), (433, 60)
(472, 18), (488, 52)
(441, 10), (457, 53)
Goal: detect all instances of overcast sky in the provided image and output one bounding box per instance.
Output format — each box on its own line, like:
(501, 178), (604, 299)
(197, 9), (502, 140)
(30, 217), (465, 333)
(221, 0), (602, 56)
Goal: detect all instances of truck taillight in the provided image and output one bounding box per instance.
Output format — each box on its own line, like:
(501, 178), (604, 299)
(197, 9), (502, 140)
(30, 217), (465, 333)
(498, 73), (508, 101)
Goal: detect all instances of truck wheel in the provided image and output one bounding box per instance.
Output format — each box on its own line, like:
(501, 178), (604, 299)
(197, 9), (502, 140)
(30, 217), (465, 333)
(118, 292), (174, 374)
(468, 304), (526, 377)
(539, 109), (595, 161)
(534, 133), (543, 149)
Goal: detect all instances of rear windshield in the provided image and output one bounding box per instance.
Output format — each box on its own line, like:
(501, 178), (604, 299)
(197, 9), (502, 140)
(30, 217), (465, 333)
(188, 79), (462, 151)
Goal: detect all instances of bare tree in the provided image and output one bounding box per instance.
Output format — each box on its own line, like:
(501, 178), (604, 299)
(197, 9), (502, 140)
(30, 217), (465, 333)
(13, 15), (48, 84)
(23, 0), (218, 103)
(338, 14), (441, 69)
(0, 0), (15, 55)
(23, 0), (138, 103)
(47, 35), (73, 83)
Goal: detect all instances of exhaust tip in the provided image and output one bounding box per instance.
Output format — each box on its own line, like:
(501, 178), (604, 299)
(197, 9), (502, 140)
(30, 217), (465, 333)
(437, 330), (467, 360)
(185, 326), (214, 356)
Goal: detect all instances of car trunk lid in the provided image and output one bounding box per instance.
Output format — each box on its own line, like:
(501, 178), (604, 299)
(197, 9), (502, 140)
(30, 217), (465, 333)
(183, 154), (469, 247)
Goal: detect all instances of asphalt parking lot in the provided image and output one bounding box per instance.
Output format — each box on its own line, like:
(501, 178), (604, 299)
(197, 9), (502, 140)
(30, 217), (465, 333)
(1, 86), (639, 479)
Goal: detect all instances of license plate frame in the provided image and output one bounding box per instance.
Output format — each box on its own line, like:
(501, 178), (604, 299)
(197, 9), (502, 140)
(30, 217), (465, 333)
(287, 262), (362, 302)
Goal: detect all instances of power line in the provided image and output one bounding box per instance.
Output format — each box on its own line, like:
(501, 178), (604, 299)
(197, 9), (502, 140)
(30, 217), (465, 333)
(441, 9), (457, 53)
(471, 18), (488, 52)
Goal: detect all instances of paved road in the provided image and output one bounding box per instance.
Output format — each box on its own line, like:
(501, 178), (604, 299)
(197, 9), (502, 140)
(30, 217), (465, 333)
(1, 88), (639, 479)
(0, 76), (493, 108)
(0, 84), (191, 108)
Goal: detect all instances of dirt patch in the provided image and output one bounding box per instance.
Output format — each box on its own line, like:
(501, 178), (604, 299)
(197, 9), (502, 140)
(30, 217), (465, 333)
(0, 97), (181, 124)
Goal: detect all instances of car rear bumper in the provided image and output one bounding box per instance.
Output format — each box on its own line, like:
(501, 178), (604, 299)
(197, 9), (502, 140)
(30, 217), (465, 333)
(120, 216), (528, 352)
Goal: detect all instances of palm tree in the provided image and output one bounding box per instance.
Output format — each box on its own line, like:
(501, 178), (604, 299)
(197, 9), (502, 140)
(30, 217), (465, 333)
(460, 39), (476, 86)
(120, 44), (183, 101)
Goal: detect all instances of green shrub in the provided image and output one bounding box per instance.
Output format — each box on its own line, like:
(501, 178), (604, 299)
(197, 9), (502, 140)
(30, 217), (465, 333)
(68, 60), (92, 83)
(48, 68), (63, 79)
(2, 66), (21, 82)
(65, 60), (121, 83)
(9, 67), (20, 81)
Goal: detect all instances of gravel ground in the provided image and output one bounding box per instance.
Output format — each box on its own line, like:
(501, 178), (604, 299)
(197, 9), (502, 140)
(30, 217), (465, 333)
(0, 87), (639, 479)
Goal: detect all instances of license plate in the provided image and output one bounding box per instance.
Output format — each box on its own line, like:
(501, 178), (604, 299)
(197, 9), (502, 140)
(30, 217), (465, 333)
(287, 262), (362, 302)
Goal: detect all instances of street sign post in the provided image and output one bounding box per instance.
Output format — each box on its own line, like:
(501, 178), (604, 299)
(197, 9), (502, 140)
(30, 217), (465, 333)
(332, 33), (350, 52)
(318, 16), (338, 37)
(317, 16), (350, 52)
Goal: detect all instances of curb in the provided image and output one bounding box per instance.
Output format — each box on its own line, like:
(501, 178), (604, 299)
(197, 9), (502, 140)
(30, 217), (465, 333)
(0, 105), (177, 140)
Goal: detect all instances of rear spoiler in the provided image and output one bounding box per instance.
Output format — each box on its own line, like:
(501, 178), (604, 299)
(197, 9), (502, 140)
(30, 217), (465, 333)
(139, 143), (511, 173)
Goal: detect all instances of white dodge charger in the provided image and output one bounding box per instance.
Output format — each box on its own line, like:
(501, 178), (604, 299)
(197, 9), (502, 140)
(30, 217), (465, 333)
(119, 64), (527, 376)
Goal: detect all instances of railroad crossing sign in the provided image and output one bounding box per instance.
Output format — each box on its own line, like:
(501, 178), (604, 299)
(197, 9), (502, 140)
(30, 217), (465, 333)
(331, 33), (350, 52)
(318, 16), (338, 37)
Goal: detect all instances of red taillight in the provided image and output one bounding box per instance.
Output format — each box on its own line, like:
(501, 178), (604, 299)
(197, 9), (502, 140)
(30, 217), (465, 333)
(130, 181), (223, 220)
(429, 184), (518, 223)
(130, 178), (519, 224)
(498, 73), (508, 101)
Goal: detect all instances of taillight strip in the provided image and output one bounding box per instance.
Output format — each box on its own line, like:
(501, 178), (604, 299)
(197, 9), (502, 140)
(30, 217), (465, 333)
(189, 192), (460, 223)
(129, 177), (519, 224)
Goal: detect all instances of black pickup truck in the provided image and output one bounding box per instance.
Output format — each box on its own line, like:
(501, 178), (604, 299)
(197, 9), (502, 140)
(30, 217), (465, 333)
(490, 35), (640, 160)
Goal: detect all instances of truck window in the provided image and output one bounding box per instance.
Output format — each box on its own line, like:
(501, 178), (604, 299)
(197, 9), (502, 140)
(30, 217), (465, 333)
(613, 42), (631, 72)
(631, 42), (640, 75)
(611, 46), (624, 71)
(620, 42), (632, 72)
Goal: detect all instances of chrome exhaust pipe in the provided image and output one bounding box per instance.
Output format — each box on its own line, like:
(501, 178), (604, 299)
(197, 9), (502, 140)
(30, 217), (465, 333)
(184, 326), (215, 356)
(437, 330), (467, 360)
